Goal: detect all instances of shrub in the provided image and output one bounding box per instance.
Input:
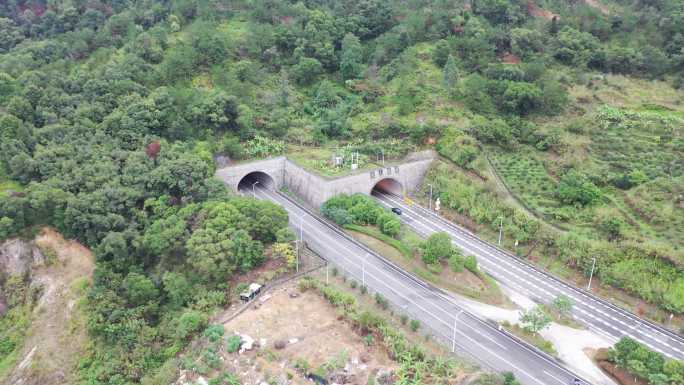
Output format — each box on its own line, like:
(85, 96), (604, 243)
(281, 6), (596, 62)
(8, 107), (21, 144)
(227, 335), (242, 353)
(422, 232), (452, 265)
(175, 310), (208, 341)
(400, 315), (408, 325)
(464, 255), (479, 274)
(557, 170), (602, 206)
(551, 295), (573, 316)
(294, 358), (310, 373)
(410, 319), (421, 332)
(321, 285), (357, 310)
(350, 280), (358, 289)
(332, 267), (339, 276)
(375, 293), (389, 310)
(299, 277), (317, 291)
(360, 285), (368, 295)
(503, 372), (521, 385)
(448, 253), (464, 273)
(203, 324), (225, 342)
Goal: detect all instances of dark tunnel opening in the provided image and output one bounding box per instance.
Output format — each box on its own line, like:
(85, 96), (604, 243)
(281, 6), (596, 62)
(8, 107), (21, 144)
(371, 178), (403, 196)
(237, 171), (275, 192)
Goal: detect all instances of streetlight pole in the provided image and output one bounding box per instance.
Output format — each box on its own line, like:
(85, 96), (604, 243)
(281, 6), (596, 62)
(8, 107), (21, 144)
(452, 310), (463, 353)
(381, 149), (385, 166)
(362, 255), (366, 287)
(252, 181), (259, 198)
(296, 215), (303, 273)
(587, 257), (597, 291)
(498, 217), (503, 246)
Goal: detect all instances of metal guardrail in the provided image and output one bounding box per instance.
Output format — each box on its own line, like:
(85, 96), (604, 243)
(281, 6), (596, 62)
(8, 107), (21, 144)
(275, 190), (593, 384)
(215, 263), (325, 324)
(388, 191), (683, 343)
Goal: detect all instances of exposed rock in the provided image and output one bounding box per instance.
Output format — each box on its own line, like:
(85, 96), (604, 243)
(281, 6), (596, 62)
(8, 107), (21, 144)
(274, 339), (287, 350)
(330, 373), (356, 384)
(0, 239), (44, 277)
(0, 292), (7, 316)
(239, 333), (255, 353)
(376, 369), (396, 385)
(215, 155), (232, 168)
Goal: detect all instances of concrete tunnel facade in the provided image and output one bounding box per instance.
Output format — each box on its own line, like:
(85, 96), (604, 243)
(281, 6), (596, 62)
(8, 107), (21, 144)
(215, 150), (436, 209)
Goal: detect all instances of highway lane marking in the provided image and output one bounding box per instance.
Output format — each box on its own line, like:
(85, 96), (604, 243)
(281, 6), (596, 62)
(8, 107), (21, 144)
(377, 193), (684, 357)
(543, 370), (568, 385)
(255, 189), (566, 384)
(259, 189), (514, 350)
(381, 192), (683, 345)
(378, 194), (683, 358)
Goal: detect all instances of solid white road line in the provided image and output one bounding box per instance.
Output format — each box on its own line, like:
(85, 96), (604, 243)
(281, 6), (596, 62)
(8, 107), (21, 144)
(376, 192), (683, 358)
(257, 189), (559, 384)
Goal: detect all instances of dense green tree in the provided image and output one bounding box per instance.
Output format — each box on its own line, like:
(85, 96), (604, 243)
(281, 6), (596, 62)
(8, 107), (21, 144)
(519, 305), (551, 333)
(0, 17), (23, 53)
(469, 116), (512, 145)
(553, 27), (600, 67)
(557, 170), (602, 206)
(422, 232), (452, 265)
(340, 33), (364, 80)
(291, 57), (324, 85)
(123, 272), (159, 307)
(443, 54), (459, 94)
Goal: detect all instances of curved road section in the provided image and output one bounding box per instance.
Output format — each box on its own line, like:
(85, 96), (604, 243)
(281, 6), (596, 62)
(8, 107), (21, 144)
(373, 191), (684, 361)
(250, 186), (587, 385)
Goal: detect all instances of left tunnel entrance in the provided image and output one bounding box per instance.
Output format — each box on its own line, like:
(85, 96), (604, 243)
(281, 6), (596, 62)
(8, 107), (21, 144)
(237, 171), (275, 192)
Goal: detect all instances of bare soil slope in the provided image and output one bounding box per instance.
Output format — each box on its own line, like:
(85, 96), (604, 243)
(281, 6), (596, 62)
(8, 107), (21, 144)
(2, 228), (94, 385)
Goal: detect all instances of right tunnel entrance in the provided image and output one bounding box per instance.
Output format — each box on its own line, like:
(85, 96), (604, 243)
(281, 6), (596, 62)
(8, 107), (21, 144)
(371, 178), (403, 196)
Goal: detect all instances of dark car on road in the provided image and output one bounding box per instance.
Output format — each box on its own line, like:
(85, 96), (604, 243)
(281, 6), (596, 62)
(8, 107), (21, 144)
(391, 207), (402, 215)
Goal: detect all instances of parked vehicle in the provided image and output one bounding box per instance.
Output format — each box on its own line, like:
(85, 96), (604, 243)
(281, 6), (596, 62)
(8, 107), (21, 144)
(240, 283), (263, 302)
(391, 207), (402, 215)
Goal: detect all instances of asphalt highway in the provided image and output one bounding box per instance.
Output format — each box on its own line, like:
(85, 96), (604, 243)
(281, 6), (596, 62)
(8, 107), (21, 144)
(373, 190), (684, 362)
(249, 186), (589, 385)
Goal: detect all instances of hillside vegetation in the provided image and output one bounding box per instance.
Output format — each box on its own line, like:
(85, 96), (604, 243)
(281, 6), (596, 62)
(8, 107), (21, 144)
(0, 0), (683, 382)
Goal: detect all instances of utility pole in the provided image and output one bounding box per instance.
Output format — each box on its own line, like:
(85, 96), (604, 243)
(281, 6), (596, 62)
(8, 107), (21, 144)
(252, 181), (259, 198)
(428, 184), (433, 210)
(587, 257), (597, 291)
(498, 217), (503, 246)
(452, 310), (463, 353)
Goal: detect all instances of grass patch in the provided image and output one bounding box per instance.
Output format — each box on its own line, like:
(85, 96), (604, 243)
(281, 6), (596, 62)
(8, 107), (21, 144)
(0, 168), (23, 197)
(540, 304), (584, 329)
(502, 322), (557, 356)
(345, 224), (511, 307)
(0, 304), (31, 378)
(286, 145), (379, 178)
(343, 224), (414, 259)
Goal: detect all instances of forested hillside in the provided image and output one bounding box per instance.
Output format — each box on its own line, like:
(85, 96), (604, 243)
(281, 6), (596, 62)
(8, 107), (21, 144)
(0, 0), (682, 383)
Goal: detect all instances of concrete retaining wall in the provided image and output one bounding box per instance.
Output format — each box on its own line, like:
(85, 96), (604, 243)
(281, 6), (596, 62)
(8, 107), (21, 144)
(215, 150), (437, 209)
